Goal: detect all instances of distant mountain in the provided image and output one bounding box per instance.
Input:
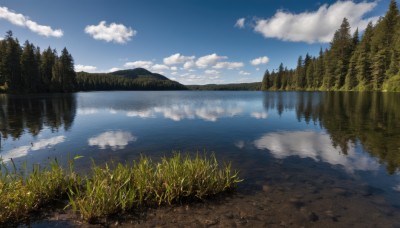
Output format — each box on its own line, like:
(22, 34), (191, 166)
(110, 68), (169, 81)
(76, 68), (187, 91)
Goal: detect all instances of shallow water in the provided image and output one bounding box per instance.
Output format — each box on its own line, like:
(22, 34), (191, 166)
(1, 91), (400, 226)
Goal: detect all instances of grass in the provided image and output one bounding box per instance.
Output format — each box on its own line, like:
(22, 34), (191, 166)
(0, 153), (241, 224)
(0, 159), (76, 224)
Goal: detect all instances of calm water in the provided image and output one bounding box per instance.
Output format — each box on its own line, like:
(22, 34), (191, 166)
(1, 91), (400, 208)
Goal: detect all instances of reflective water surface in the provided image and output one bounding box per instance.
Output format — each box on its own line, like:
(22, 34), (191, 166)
(1, 91), (400, 217)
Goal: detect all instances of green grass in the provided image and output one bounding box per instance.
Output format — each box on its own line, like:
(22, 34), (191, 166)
(0, 153), (241, 224)
(0, 159), (76, 224)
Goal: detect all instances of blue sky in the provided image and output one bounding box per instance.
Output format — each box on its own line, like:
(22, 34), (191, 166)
(0, 0), (391, 84)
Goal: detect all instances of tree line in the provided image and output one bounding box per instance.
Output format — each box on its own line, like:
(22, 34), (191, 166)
(262, 0), (400, 92)
(76, 72), (187, 91)
(0, 31), (76, 93)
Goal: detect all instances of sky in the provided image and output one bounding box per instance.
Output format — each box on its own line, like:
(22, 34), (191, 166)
(0, 0), (391, 85)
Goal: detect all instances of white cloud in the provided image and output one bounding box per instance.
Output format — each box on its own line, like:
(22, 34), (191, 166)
(163, 53), (195, 65)
(151, 64), (169, 72)
(171, 66), (178, 71)
(88, 131), (137, 150)
(85, 21), (136, 44)
(183, 60), (196, 69)
(251, 56), (269, 66)
(171, 71), (178, 75)
(256, 68), (260, 71)
(254, 131), (379, 172)
(75, 64), (98, 73)
(254, 1), (378, 43)
(239, 70), (250, 76)
(205, 69), (220, 75)
(196, 53), (227, 68)
(213, 61), (244, 69)
(109, 67), (121, 72)
(0, 6), (63, 37)
(124, 60), (153, 69)
(235, 18), (245, 28)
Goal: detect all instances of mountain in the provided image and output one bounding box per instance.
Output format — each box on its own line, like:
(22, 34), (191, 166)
(110, 68), (169, 81)
(76, 68), (187, 91)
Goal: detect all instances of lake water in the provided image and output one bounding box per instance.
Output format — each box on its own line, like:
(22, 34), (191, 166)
(1, 91), (400, 226)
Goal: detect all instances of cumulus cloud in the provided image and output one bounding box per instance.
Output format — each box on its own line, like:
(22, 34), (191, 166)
(164, 53), (195, 65)
(235, 18), (245, 28)
(196, 53), (227, 68)
(239, 70), (250, 76)
(85, 21), (136, 44)
(0, 6), (63, 37)
(213, 61), (244, 69)
(171, 66), (178, 71)
(109, 67), (121, 72)
(254, 131), (379, 172)
(151, 64), (169, 71)
(88, 131), (136, 150)
(254, 1), (378, 43)
(75, 64), (98, 73)
(183, 60), (196, 69)
(124, 60), (153, 69)
(205, 69), (220, 75)
(250, 56), (269, 66)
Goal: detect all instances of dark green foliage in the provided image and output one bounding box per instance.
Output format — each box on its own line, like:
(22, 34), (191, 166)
(188, 82), (261, 91)
(0, 32), (76, 93)
(76, 71), (187, 91)
(261, 1), (400, 92)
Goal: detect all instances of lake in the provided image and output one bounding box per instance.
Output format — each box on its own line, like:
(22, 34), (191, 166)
(1, 91), (400, 226)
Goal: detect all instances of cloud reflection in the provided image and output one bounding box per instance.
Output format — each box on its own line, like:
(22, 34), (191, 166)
(105, 103), (244, 122)
(254, 131), (379, 172)
(250, 111), (268, 119)
(1, 136), (66, 161)
(88, 131), (137, 150)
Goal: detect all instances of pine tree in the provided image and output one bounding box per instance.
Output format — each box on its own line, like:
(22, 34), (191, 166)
(41, 47), (56, 92)
(21, 41), (40, 93)
(261, 70), (270, 90)
(372, 50), (387, 90)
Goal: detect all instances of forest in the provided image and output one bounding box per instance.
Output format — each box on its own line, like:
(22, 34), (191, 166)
(261, 0), (400, 92)
(0, 32), (186, 93)
(0, 31), (75, 93)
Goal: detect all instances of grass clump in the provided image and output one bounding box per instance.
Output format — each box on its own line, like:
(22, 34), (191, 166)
(0, 159), (75, 224)
(68, 153), (241, 222)
(0, 153), (241, 224)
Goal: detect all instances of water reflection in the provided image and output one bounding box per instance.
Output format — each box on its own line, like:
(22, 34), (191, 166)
(0, 94), (76, 141)
(1, 136), (65, 161)
(250, 112), (268, 119)
(88, 131), (137, 150)
(254, 131), (379, 172)
(83, 101), (244, 122)
(262, 92), (400, 174)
